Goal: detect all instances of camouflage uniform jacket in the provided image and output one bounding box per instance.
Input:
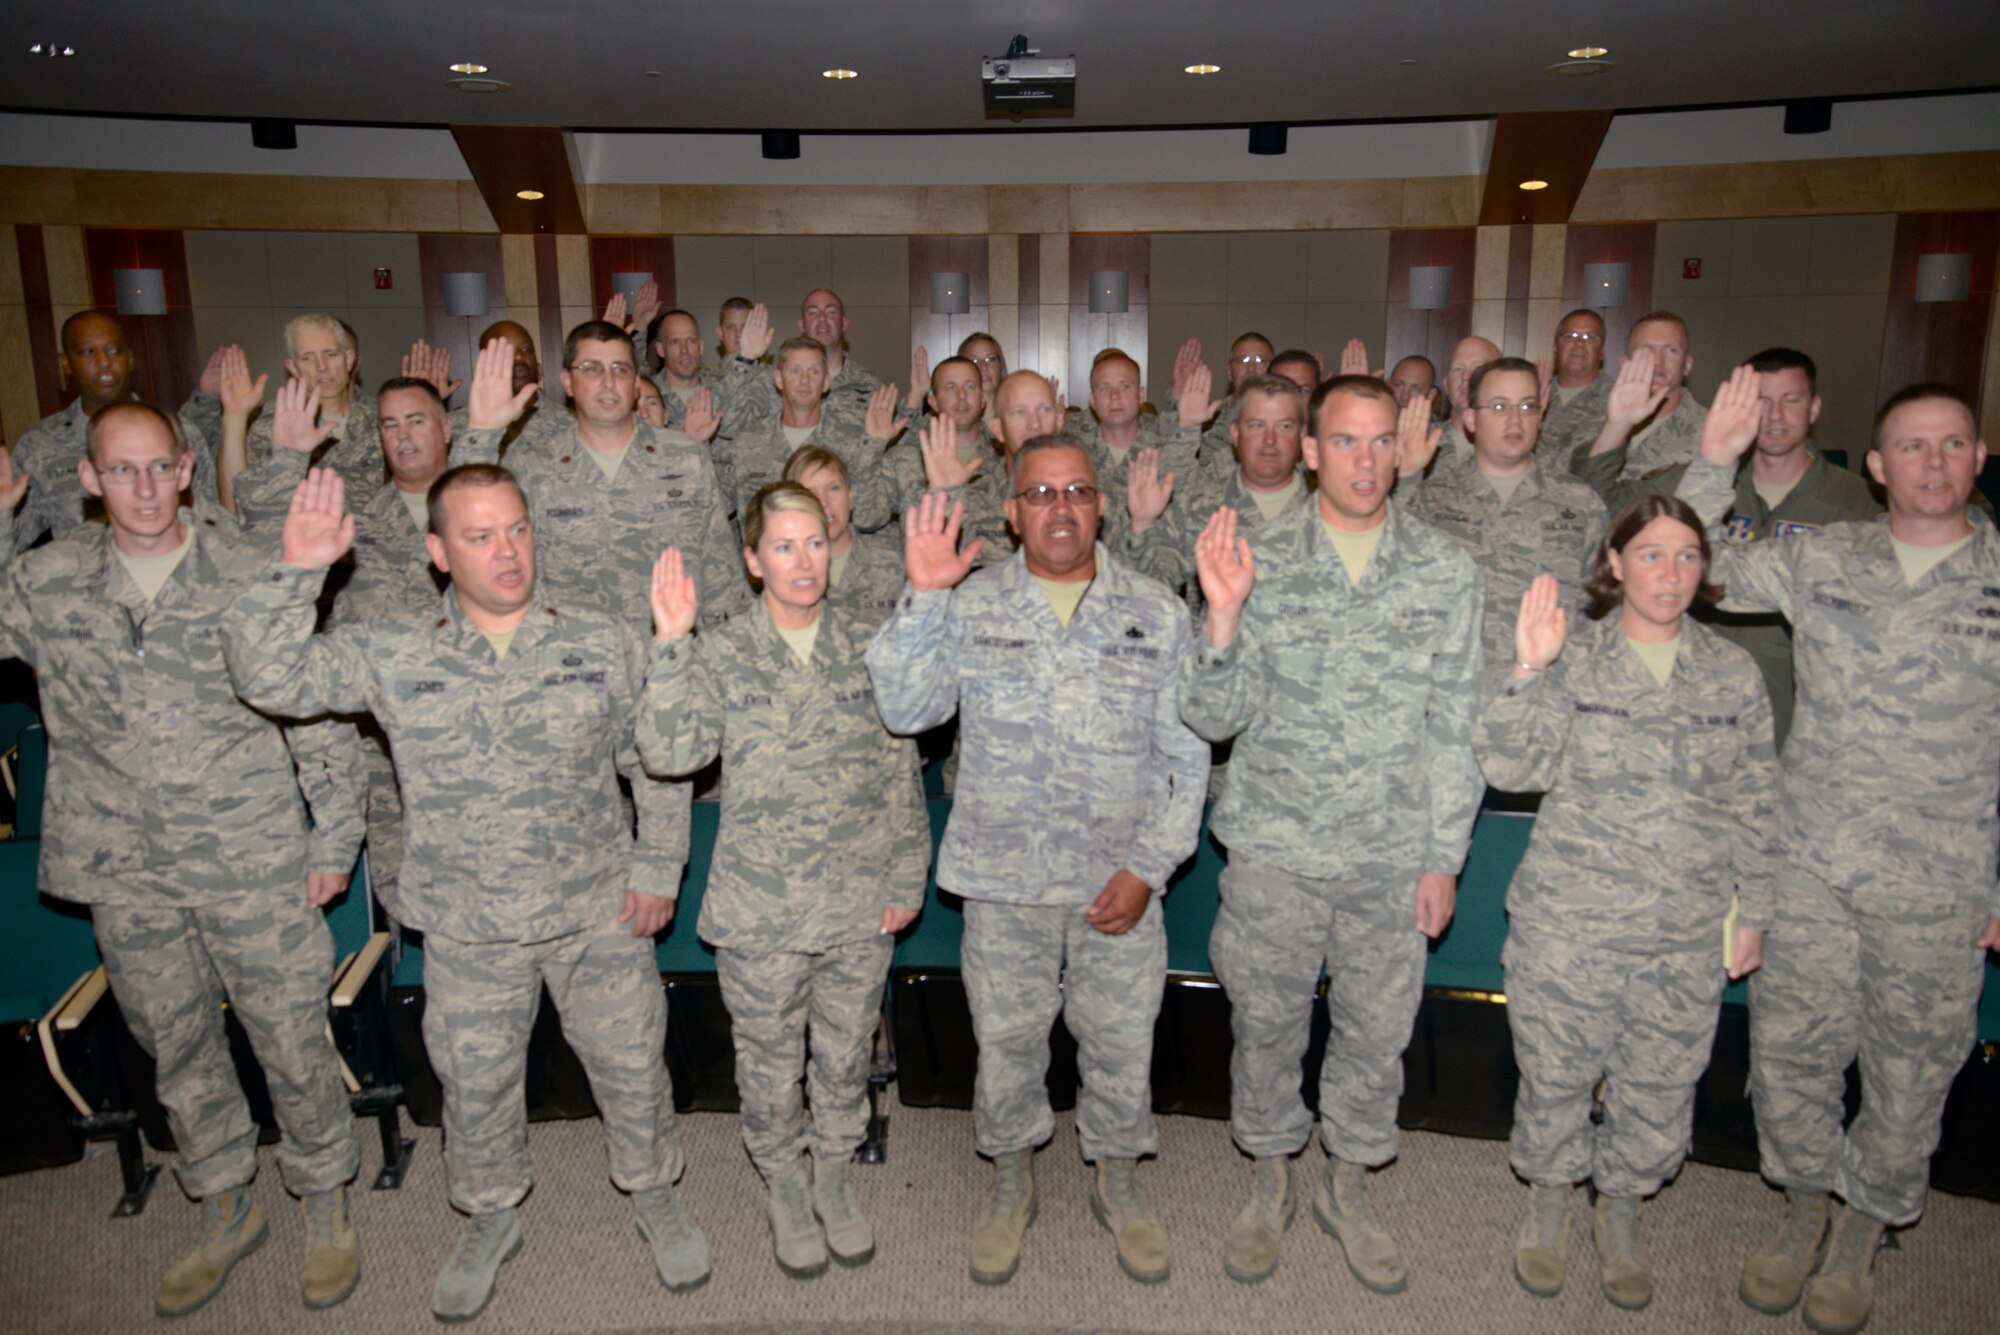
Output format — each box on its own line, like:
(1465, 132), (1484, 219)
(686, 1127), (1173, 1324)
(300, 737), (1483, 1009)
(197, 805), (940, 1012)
(10, 394), (222, 552)
(827, 530), (906, 634)
(718, 411), (893, 532)
(1547, 372), (1606, 415)
(884, 422), (1010, 566)
(1677, 456), (2000, 917)
(224, 567), (689, 944)
(866, 545), (1208, 903)
(1062, 411), (1203, 548)
(0, 508), (362, 905)
(1558, 390), (1709, 484)
(646, 368), (726, 436)
(1399, 454), (1608, 698)
(1475, 613), (1781, 947)
(716, 353), (883, 435)
(248, 396), (384, 505)
(638, 604), (927, 951)
(457, 417), (752, 629)
(1179, 499), (1485, 881)
(448, 399), (570, 461)
(1540, 374), (1615, 472)
(1121, 466), (1311, 618)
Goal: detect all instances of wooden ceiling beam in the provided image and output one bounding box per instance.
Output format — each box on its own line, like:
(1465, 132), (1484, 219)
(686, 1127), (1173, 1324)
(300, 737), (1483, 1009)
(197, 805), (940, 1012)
(450, 124), (588, 234)
(1478, 110), (1615, 226)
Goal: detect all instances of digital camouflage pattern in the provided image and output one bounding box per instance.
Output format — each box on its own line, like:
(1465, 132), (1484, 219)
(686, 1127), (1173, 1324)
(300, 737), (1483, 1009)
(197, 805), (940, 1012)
(9, 394), (223, 552)
(448, 400), (570, 461)
(1539, 375), (1614, 473)
(1546, 387), (1707, 482)
(1061, 410), (1203, 548)
(1121, 465), (1311, 619)
(457, 417), (753, 629)
(638, 604), (927, 953)
(826, 529), (907, 634)
(247, 396), (385, 505)
(224, 563), (689, 945)
(715, 411), (892, 531)
(866, 545), (1208, 905)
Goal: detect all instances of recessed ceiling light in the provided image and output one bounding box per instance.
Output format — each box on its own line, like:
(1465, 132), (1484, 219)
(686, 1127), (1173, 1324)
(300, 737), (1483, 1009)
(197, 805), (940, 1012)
(515, 189), (545, 201)
(29, 43), (76, 58)
(1567, 46), (1608, 60)
(1519, 180), (1550, 191)
(1184, 63), (1222, 75)
(822, 68), (858, 80)
(448, 62), (488, 75)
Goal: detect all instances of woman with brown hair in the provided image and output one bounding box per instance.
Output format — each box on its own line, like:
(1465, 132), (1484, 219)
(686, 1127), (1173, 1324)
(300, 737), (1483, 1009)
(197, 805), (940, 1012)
(1475, 494), (1780, 1311)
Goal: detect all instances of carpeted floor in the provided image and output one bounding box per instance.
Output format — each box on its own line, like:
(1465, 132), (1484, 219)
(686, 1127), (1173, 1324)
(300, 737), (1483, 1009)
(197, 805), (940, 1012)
(3, 1092), (1996, 1334)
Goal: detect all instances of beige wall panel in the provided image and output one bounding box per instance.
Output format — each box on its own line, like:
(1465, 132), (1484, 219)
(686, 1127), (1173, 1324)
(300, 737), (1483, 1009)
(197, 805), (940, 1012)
(1727, 218), (1819, 296)
(453, 181), (497, 233)
(1305, 303), (1390, 364)
(1801, 292), (1891, 459)
(828, 236), (907, 308)
(1804, 214), (1896, 294)
(1654, 220), (1739, 304)
(843, 305), (909, 386)
(558, 305), (593, 349)
(674, 236), (757, 336)
(41, 225), (89, 307)
(987, 234), (1018, 307)
(1529, 225), (1567, 299)
(1149, 233), (1230, 305)
(984, 304), (1020, 369)
(263, 232), (350, 311)
(1524, 298), (1564, 366)
(501, 234), (538, 310)
(587, 185), (663, 235)
(1469, 298), (1508, 349)
(988, 186), (1066, 237)
(1473, 225), (1511, 304)
(1036, 302), (1067, 388)
(1038, 233), (1068, 307)
(1222, 304), (1309, 358)
(190, 307), (284, 385)
(186, 230), (274, 307)
(749, 237), (835, 315)
(1227, 232), (1318, 306)
(1894, 152), (2000, 211)
(0, 168), (78, 225)
(1573, 152), (2000, 223)
(1306, 230), (1391, 304)
(662, 186), (986, 236)
(0, 304), (38, 446)
(0, 225), (22, 307)
(1400, 177), (1481, 227)
(555, 235), (591, 309)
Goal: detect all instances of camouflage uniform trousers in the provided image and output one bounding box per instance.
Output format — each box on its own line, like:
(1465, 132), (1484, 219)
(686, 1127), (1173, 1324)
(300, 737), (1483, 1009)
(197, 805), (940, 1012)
(961, 896), (1166, 1161)
(422, 921), (683, 1215)
(93, 895), (359, 1200)
(1502, 921), (1724, 1196)
(1749, 870), (1988, 1226)
(1210, 860), (1426, 1165)
(714, 935), (893, 1180)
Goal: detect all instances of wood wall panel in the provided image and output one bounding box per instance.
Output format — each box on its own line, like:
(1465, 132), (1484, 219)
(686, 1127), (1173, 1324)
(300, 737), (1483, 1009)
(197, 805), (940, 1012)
(586, 236), (676, 326)
(82, 227), (199, 408)
(416, 234), (505, 405)
(533, 234), (564, 397)
(1560, 223), (1658, 358)
(1876, 210), (1999, 413)
(1385, 228), (1476, 372)
(1067, 235), (1149, 398)
(16, 224), (62, 418)
(1503, 223), (1534, 357)
(907, 236), (991, 370)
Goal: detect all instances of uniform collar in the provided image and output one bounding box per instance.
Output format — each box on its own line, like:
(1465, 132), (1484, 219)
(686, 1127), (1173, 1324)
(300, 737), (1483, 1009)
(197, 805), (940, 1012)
(436, 587), (560, 661)
(89, 508), (216, 610)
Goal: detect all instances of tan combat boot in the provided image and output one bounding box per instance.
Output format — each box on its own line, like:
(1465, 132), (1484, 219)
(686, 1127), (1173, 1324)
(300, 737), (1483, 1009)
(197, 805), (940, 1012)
(1223, 1155), (1294, 1284)
(968, 1150), (1036, 1285)
(1312, 1158), (1407, 1294)
(155, 1186), (268, 1317)
(811, 1154), (875, 1267)
(1594, 1194), (1654, 1310)
(1091, 1157), (1170, 1284)
(299, 1184), (360, 1309)
(766, 1160), (828, 1280)
(1740, 1189), (1830, 1314)
(1513, 1182), (1575, 1298)
(1802, 1203), (1886, 1335)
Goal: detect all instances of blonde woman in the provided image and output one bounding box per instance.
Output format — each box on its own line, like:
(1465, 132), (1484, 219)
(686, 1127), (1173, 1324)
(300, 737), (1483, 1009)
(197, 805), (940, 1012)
(782, 446), (905, 633)
(638, 482), (928, 1279)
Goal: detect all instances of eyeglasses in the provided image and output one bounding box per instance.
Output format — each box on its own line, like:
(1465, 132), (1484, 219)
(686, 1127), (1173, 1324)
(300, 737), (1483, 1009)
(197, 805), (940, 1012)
(568, 360), (636, 380)
(1012, 482), (1100, 507)
(1477, 400), (1544, 417)
(1558, 330), (1601, 343)
(96, 460), (180, 485)
(966, 354), (1003, 367)
(1231, 354), (1269, 367)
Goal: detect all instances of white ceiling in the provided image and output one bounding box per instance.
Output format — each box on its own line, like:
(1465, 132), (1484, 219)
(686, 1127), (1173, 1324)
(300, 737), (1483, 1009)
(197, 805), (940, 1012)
(1, 2), (1993, 132)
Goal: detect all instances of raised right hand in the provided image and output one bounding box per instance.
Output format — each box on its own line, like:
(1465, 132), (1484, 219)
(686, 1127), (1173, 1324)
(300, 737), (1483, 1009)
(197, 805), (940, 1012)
(1127, 447), (1175, 535)
(1395, 390), (1443, 476)
(1514, 572), (1566, 673)
(1698, 364), (1767, 466)
(1606, 349), (1669, 429)
(271, 378), (333, 454)
(739, 303), (774, 361)
(902, 490), (981, 592)
(919, 415), (982, 490)
(649, 547), (699, 641)
(0, 445), (31, 511)
(1171, 338), (1204, 400)
(281, 467), (354, 569)
(467, 336), (538, 430)
(218, 345), (267, 421)
(1339, 338), (1370, 377)
(1194, 506), (1255, 645)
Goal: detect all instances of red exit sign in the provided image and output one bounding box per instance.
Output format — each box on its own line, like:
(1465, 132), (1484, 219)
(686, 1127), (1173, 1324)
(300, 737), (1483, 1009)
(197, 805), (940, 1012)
(374, 268), (393, 290)
(1682, 258), (1702, 280)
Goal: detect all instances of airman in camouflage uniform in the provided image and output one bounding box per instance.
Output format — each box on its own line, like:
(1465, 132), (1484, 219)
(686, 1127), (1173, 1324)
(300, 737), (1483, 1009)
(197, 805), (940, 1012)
(785, 446), (907, 634)
(645, 309), (731, 434)
(1180, 376), (1483, 1291)
(457, 323), (751, 630)
(712, 292), (884, 437)
(1676, 374), (2000, 1335)
(243, 315), (385, 505)
(868, 443), (1208, 1287)
(222, 462), (710, 1321)
(1547, 309), (1608, 416)
(1396, 358), (1608, 699)
(1575, 349), (1879, 747)
(0, 403), (363, 1316)
(1477, 546), (1778, 1308)
(10, 311), (223, 551)
(437, 323), (571, 459)
(717, 338), (896, 525)
(1062, 349), (1207, 546)
(1556, 312), (1708, 482)
(639, 483), (927, 1276)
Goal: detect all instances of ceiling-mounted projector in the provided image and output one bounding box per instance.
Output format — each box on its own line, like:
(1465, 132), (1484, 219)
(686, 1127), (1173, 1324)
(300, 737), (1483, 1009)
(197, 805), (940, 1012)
(982, 33), (1075, 119)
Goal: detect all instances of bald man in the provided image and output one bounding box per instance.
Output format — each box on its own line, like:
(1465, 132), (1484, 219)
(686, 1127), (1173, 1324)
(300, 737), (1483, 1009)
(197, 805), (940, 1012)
(444, 323), (570, 457)
(1432, 337), (1501, 474)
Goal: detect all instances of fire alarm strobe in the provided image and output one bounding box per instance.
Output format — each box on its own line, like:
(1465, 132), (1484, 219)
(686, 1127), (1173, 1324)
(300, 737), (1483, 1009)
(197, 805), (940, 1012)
(982, 34), (1076, 119)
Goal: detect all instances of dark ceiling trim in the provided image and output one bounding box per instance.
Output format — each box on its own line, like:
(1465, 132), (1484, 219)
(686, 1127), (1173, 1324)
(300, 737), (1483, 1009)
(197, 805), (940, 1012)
(1478, 110), (1615, 226)
(449, 124), (587, 234)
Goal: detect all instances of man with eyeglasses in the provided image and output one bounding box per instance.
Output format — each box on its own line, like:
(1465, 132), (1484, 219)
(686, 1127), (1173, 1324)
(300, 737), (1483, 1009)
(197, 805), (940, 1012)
(1560, 311), (1708, 483)
(1181, 374), (1482, 1292)
(1576, 349), (1877, 747)
(456, 322), (749, 629)
(1397, 356), (1607, 697)
(241, 315), (382, 505)
(10, 310), (227, 551)
(1169, 333), (1274, 475)
(1065, 349), (1211, 545)
(868, 438), (1207, 1289)
(0, 403), (364, 1316)
(1548, 310), (1608, 413)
